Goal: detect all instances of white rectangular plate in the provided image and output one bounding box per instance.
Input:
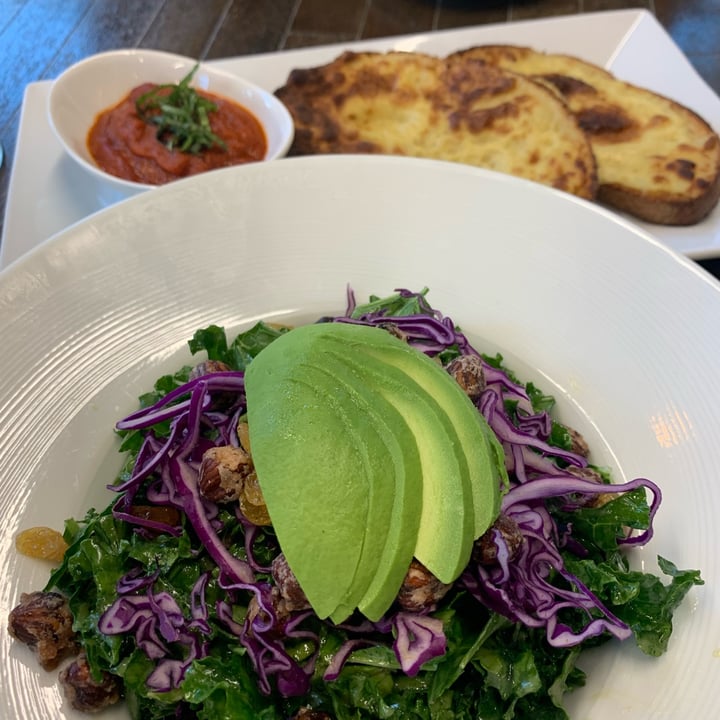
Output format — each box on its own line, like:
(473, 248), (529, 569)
(2, 9), (719, 269)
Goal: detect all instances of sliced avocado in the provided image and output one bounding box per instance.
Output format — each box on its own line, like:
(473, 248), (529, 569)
(245, 325), (419, 622)
(244, 321), (505, 622)
(288, 362), (393, 623)
(245, 367), (371, 620)
(300, 355), (422, 623)
(362, 340), (507, 537)
(328, 343), (475, 585)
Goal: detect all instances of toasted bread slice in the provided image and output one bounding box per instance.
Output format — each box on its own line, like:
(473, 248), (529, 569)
(275, 50), (598, 200)
(450, 45), (720, 225)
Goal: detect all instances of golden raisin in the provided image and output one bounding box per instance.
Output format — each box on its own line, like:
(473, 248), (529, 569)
(239, 472), (272, 526)
(237, 419), (251, 453)
(16, 527), (68, 563)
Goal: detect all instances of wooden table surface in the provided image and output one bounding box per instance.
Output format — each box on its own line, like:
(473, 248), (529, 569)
(1, 0), (719, 275)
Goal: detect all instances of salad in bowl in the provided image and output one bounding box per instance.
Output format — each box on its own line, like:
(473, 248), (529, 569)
(8, 287), (701, 719)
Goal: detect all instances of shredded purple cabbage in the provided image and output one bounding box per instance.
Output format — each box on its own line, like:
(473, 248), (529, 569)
(99, 576), (211, 693)
(392, 612), (447, 676)
(217, 579), (318, 697)
(99, 287), (663, 697)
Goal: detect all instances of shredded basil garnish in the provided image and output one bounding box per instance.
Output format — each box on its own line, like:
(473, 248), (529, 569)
(135, 64), (227, 154)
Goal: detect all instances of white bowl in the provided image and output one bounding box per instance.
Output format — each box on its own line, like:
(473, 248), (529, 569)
(0, 156), (718, 718)
(0, 156), (718, 719)
(47, 49), (294, 203)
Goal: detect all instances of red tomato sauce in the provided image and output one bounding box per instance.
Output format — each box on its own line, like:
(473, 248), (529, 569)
(87, 83), (268, 185)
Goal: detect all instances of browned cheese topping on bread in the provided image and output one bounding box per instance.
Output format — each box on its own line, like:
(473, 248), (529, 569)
(450, 45), (720, 225)
(275, 50), (598, 200)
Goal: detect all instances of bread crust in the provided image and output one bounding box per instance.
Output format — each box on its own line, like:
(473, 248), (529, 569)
(275, 50), (598, 200)
(450, 45), (720, 225)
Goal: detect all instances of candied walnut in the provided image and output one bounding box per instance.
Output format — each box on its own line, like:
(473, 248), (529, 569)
(245, 557), (312, 643)
(445, 354), (486, 400)
(378, 322), (408, 341)
(188, 359), (232, 379)
(246, 590), (289, 639)
(562, 425), (590, 458)
(566, 464), (604, 484)
(565, 465), (617, 508)
(8, 591), (78, 670)
(15, 526), (68, 562)
(189, 359), (237, 409)
(272, 554), (311, 612)
(396, 559), (452, 612)
(198, 445), (253, 503)
(585, 491), (621, 509)
(473, 515), (524, 565)
(59, 653), (122, 713)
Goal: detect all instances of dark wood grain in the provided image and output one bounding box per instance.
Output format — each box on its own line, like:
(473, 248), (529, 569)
(292, 0), (369, 36)
(1, 0), (719, 277)
(362, 0), (437, 38)
(0, 0), (93, 125)
(140, 0), (232, 58)
(437, 2), (509, 29)
(204, 0), (299, 59)
(511, 0), (581, 20)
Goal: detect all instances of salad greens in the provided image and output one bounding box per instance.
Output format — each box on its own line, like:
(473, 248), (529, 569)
(43, 288), (702, 719)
